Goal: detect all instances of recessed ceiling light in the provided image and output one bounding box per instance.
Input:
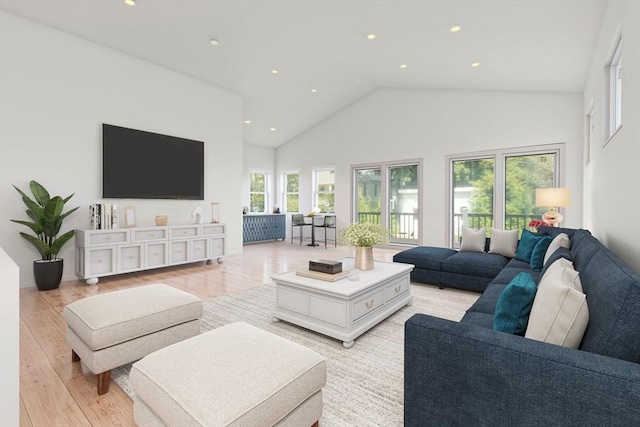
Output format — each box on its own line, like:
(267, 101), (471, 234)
(450, 25), (461, 32)
(399, 64), (408, 69)
(209, 39), (219, 46)
(244, 120), (251, 124)
(269, 127), (277, 132)
(124, 0), (136, 5)
(367, 34), (376, 40)
(311, 89), (318, 93)
(471, 62), (480, 68)
(271, 69), (279, 75)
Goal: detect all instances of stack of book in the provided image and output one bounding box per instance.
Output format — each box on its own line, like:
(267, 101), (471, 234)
(89, 204), (119, 230)
(296, 259), (348, 282)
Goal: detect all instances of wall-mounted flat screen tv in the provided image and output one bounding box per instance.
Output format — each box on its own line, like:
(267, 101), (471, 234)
(102, 124), (204, 200)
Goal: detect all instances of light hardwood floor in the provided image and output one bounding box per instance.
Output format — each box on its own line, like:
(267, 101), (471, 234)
(19, 241), (403, 426)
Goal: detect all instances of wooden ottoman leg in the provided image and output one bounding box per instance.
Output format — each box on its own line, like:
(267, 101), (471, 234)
(97, 370), (111, 395)
(311, 422), (319, 427)
(71, 350), (80, 362)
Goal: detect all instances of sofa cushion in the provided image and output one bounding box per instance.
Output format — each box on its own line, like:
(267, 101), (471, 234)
(515, 229), (543, 262)
(530, 236), (553, 272)
(543, 232), (571, 265)
(493, 272), (537, 336)
(488, 228), (518, 258)
(392, 246), (457, 271)
(466, 283), (506, 315)
(540, 247), (573, 281)
(526, 262), (588, 348)
(441, 252), (509, 279)
(492, 266), (540, 287)
(459, 311), (494, 329)
(460, 227), (486, 253)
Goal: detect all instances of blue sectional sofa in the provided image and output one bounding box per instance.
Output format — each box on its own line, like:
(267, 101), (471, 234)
(396, 228), (640, 425)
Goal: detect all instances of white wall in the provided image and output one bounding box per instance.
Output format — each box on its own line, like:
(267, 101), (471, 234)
(0, 12), (244, 287)
(582, 0), (640, 272)
(277, 87), (583, 246)
(243, 143), (276, 212)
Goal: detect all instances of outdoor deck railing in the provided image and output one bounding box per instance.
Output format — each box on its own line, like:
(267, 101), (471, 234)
(356, 212), (538, 245)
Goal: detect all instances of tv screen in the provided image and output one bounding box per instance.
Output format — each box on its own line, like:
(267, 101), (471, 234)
(102, 124), (204, 200)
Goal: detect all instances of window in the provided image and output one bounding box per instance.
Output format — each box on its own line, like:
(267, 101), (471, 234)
(608, 37), (623, 139)
(249, 171), (268, 213)
(313, 168), (335, 213)
(353, 160), (422, 245)
(283, 172), (299, 212)
(448, 145), (563, 247)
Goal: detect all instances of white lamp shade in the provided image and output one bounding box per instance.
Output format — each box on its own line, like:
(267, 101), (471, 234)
(535, 187), (571, 208)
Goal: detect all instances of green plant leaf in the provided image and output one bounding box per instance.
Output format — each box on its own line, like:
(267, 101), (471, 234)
(19, 232), (50, 260)
(22, 195), (44, 223)
(10, 219), (43, 235)
(30, 180), (50, 207)
(43, 197), (64, 239)
(60, 206), (80, 222)
(63, 193), (75, 204)
(50, 230), (75, 258)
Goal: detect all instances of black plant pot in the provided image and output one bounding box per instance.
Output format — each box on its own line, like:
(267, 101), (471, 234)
(33, 259), (64, 291)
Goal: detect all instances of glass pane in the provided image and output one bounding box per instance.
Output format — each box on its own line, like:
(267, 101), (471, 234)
(317, 193), (334, 213)
(452, 158), (495, 247)
(286, 174), (299, 192)
(355, 168), (381, 225)
(286, 194), (299, 213)
(505, 153), (556, 231)
(250, 173), (265, 192)
(388, 165), (419, 244)
(250, 194), (265, 212)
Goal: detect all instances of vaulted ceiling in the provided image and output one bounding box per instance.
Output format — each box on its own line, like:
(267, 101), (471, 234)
(0, 0), (607, 147)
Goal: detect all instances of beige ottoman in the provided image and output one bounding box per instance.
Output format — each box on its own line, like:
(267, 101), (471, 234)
(130, 322), (326, 427)
(64, 284), (202, 395)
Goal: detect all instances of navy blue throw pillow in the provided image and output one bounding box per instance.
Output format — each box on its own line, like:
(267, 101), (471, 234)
(493, 272), (537, 336)
(515, 229), (542, 263)
(530, 236), (553, 272)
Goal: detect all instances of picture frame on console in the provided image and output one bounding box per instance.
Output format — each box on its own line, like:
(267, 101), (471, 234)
(124, 206), (136, 227)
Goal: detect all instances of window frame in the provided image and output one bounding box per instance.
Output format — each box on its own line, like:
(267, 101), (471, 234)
(312, 167), (336, 213)
(606, 36), (623, 144)
(282, 171), (300, 213)
(446, 143), (565, 247)
(249, 170), (269, 213)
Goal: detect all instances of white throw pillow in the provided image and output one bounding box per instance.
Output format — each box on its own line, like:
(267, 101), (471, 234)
(488, 228), (519, 258)
(459, 227), (486, 253)
(525, 263), (588, 348)
(543, 233), (571, 265)
(540, 257), (581, 292)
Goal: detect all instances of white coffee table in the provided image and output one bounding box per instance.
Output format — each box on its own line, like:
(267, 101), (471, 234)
(271, 258), (414, 348)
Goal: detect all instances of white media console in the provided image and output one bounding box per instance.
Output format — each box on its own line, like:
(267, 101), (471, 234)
(75, 223), (225, 285)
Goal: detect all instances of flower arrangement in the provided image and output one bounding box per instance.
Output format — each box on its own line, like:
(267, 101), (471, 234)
(528, 219), (548, 231)
(338, 222), (389, 247)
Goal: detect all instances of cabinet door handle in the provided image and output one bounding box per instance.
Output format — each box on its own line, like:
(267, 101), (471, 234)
(365, 299), (375, 309)
(395, 285), (401, 293)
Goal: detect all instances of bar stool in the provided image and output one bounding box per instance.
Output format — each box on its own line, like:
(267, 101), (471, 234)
(291, 214), (311, 245)
(314, 215), (337, 248)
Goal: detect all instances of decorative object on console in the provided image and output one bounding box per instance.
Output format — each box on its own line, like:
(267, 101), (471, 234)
(211, 202), (220, 223)
(155, 215), (168, 226)
(11, 180), (79, 290)
(339, 222), (389, 271)
(89, 204), (119, 229)
(191, 204), (203, 224)
(242, 206), (249, 215)
(124, 206), (136, 227)
(535, 187), (570, 227)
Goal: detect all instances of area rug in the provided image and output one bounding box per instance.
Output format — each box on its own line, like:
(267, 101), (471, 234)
(112, 282), (478, 426)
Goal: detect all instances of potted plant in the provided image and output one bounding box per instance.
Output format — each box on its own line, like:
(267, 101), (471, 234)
(338, 222), (389, 271)
(11, 180), (79, 290)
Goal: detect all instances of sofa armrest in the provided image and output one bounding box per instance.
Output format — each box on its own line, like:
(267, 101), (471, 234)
(405, 314), (640, 426)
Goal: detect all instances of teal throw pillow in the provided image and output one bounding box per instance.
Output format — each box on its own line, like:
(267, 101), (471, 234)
(515, 229), (543, 263)
(493, 272), (537, 336)
(530, 236), (553, 272)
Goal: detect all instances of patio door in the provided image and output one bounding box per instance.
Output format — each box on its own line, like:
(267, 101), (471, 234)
(353, 160), (421, 245)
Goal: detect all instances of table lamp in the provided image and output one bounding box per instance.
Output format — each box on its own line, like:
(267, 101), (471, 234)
(535, 187), (570, 227)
